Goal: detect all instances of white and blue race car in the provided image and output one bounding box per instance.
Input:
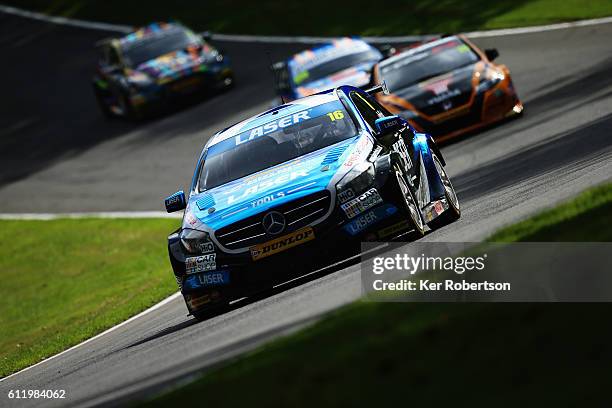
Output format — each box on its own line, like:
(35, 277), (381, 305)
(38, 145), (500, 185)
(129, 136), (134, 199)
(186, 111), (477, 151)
(272, 37), (383, 101)
(165, 84), (460, 318)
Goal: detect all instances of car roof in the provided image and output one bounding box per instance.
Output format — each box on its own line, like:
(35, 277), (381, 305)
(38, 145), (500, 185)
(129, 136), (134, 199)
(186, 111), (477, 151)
(207, 91), (340, 148)
(119, 22), (185, 49)
(378, 35), (463, 67)
(288, 37), (377, 72)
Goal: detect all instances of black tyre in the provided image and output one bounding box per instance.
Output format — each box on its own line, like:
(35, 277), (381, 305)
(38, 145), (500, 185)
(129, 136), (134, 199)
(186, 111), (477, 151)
(93, 85), (113, 119)
(392, 164), (425, 238)
(118, 92), (142, 121)
(427, 153), (460, 230)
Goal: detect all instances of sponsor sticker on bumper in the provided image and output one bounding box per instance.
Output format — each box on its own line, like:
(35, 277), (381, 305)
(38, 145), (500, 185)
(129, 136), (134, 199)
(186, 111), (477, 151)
(250, 227), (315, 261)
(377, 220), (411, 239)
(337, 188), (356, 204)
(185, 253), (216, 274)
(183, 271), (230, 292)
(186, 290), (222, 309)
(198, 270), (229, 286)
(343, 204), (397, 236)
(341, 188), (383, 219)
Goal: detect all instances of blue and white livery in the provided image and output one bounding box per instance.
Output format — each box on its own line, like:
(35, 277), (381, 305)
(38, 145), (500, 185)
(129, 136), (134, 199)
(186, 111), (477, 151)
(165, 85), (460, 318)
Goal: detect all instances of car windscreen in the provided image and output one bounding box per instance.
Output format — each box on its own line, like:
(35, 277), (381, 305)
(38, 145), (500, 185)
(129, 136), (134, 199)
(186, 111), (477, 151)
(198, 100), (357, 191)
(380, 39), (479, 92)
(122, 30), (198, 67)
(292, 49), (381, 86)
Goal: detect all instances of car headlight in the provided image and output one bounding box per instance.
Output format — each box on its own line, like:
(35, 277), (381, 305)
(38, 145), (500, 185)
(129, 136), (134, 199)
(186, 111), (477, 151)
(179, 229), (214, 254)
(336, 161), (376, 197)
(476, 71), (505, 93)
(202, 49), (224, 64)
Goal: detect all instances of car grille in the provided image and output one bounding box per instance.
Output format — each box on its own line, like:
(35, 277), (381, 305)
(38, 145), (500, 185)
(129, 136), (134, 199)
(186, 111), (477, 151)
(416, 94), (484, 137)
(215, 190), (331, 250)
(419, 91), (472, 116)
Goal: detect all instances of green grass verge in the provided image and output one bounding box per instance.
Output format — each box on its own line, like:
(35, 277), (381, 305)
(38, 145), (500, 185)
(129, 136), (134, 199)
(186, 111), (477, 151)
(488, 183), (612, 242)
(142, 182), (612, 407)
(0, 218), (179, 378)
(6, 0), (612, 36)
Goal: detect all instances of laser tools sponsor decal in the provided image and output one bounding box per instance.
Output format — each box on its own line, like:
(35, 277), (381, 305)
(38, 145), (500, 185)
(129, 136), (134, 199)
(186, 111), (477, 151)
(235, 111), (311, 145)
(343, 204), (397, 236)
(185, 253), (217, 274)
(197, 270), (229, 286)
(250, 227), (315, 261)
(226, 170), (308, 205)
(207, 100), (346, 154)
(250, 192), (286, 208)
(183, 271), (229, 292)
(341, 188), (383, 219)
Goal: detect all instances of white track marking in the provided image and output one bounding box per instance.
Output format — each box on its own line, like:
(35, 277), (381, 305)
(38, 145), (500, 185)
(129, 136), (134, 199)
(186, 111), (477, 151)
(211, 33), (434, 44)
(465, 16), (612, 38)
(1, 3), (612, 42)
(0, 211), (182, 220)
(0, 4), (132, 33)
(0, 292), (182, 382)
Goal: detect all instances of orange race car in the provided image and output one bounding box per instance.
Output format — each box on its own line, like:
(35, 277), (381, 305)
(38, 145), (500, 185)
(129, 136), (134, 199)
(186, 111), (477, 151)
(372, 35), (523, 143)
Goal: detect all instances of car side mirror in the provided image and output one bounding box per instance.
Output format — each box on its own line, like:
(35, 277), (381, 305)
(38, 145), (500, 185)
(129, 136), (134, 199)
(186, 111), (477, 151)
(377, 44), (396, 59)
(165, 190), (186, 213)
(271, 61), (291, 94)
(485, 48), (499, 61)
(374, 115), (406, 146)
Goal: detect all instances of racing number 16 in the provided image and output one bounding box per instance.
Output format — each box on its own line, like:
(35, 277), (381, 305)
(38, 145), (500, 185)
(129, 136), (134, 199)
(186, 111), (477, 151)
(327, 110), (345, 121)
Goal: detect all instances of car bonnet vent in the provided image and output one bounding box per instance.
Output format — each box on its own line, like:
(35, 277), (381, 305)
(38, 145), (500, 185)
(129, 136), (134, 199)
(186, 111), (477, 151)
(196, 194), (215, 210)
(321, 144), (349, 166)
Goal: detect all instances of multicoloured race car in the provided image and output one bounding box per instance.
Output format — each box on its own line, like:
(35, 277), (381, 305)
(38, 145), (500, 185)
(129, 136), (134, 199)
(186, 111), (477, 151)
(92, 22), (233, 119)
(164, 84), (460, 318)
(272, 37), (383, 101)
(372, 35), (523, 142)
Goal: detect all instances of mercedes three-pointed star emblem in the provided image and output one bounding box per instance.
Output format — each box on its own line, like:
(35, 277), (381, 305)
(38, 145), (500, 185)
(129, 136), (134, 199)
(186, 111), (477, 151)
(262, 211), (286, 235)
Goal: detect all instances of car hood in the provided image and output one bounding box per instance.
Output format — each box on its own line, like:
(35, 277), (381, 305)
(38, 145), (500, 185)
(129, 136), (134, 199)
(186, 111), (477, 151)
(183, 133), (374, 232)
(295, 61), (375, 98)
(135, 49), (210, 81)
(382, 63), (479, 116)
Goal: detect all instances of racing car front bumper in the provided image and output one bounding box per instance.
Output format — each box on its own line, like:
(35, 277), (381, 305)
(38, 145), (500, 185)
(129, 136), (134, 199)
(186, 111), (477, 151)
(129, 66), (234, 115)
(171, 196), (432, 314)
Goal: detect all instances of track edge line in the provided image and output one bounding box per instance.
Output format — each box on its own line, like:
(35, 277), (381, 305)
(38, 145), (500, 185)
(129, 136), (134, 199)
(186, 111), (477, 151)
(0, 292), (182, 383)
(1, 3), (612, 41)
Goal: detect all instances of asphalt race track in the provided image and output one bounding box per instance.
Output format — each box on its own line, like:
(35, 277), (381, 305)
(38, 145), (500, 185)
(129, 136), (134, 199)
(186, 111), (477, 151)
(1, 11), (612, 407)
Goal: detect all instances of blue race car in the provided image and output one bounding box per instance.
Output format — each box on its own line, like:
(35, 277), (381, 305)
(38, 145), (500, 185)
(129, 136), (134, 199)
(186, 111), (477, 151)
(165, 84), (460, 318)
(92, 22), (233, 120)
(272, 37), (383, 102)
